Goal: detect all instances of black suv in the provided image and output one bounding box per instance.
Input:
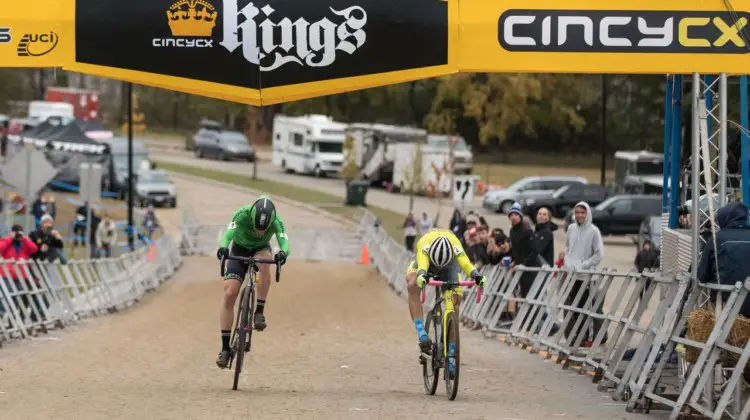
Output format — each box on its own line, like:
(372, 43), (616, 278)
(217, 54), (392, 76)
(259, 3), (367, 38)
(564, 194), (662, 235)
(522, 183), (609, 223)
(186, 119), (223, 151)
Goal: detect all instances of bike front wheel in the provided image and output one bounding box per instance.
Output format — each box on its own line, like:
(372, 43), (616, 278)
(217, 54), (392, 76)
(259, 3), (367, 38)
(232, 286), (253, 390)
(445, 311), (461, 400)
(422, 312), (441, 395)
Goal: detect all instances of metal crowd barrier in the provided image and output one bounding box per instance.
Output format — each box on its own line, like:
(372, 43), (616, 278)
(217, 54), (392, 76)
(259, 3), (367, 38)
(0, 234), (183, 347)
(355, 207), (750, 419)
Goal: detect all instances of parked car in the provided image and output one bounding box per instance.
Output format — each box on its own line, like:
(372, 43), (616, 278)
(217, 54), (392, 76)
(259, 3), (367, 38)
(633, 215), (662, 251)
(194, 130), (256, 161)
(134, 169), (177, 208)
(520, 183), (609, 223)
(482, 175), (589, 213)
(186, 119), (223, 151)
(563, 194), (662, 235)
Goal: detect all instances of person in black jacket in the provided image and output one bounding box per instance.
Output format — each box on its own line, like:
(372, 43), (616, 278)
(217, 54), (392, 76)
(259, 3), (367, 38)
(534, 207), (558, 266)
(449, 208), (467, 239)
(634, 240), (659, 273)
(508, 202), (539, 297)
(30, 214), (64, 262)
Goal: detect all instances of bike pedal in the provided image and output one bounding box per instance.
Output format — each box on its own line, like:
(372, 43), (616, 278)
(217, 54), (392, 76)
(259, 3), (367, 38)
(419, 355), (427, 365)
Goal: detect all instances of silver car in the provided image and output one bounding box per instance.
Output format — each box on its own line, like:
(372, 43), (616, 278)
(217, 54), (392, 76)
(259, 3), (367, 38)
(135, 169), (177, 208)
(482, 175), (589, 213)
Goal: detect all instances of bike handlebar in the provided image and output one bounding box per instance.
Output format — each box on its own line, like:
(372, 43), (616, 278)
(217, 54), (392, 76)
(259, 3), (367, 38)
(420, 280), (482, 304)
(220, 255), (282, 282)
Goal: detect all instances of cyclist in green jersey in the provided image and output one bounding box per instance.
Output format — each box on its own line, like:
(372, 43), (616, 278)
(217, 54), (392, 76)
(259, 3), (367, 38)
(215, 195), (290, 369)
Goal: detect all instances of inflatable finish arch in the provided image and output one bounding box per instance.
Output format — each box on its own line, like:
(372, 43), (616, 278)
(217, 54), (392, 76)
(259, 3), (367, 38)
(3, 0), (750, 105)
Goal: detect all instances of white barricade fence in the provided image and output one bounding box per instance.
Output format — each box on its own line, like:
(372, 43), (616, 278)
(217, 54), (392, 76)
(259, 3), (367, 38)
(0, 234), (183, 347)
(355, 208), (750, 419)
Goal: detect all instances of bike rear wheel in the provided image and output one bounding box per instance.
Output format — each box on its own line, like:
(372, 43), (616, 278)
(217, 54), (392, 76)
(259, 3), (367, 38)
(445, 311), (461, 400)
(422, 311), (441, 395)
(232, 285), (254, 390)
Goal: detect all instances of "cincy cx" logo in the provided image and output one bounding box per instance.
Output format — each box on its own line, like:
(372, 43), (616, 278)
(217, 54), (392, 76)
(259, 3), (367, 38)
(499, 10), (750, 54)
(17, 32), (59, 57)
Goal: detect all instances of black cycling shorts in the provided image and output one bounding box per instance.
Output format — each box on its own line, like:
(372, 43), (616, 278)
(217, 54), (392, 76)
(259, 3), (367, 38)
(223, 242), (273, 282)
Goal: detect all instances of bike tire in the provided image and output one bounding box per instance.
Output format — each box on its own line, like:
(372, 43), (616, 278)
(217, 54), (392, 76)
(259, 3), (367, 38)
(232, 285), (252, 390)
(445, 311), (461, 401)
(422, 312), (441, 395)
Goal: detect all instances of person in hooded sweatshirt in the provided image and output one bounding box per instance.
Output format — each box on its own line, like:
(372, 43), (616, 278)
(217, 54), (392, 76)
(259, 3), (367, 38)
(697, 201), (750, 318)
(507, 202), (539, 297)
(534, 206), (558, 266)
(562, 201), (605, 344)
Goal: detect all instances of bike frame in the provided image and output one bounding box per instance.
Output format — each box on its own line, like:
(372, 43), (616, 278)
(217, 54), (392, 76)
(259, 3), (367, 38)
(422, 280), (482, 356)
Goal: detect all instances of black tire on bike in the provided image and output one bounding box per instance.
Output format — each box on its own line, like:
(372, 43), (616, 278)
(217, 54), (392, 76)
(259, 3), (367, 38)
(232, 285), (253, 390)
(422, 312), (441, 395)
(445, 311), (461, 401)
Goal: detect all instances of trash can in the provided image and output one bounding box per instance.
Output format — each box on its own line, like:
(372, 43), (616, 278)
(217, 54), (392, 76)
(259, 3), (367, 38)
(345, 181), (369, 206)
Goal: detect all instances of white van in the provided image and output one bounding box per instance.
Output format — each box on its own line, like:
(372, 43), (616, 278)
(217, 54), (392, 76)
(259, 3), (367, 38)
(427, 134), (473, 175)
(272, 114), (346, 177)
(28, 101), (75, 121)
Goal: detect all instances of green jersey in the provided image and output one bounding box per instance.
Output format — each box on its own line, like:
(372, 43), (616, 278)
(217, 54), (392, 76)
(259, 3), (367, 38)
(219, 203), (290, 255)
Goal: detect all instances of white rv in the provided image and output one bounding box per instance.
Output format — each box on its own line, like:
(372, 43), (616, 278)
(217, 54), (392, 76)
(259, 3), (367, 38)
(427, 134), (473, 175)
(272, 114), (346, 177)
(344, 123), (428, 186)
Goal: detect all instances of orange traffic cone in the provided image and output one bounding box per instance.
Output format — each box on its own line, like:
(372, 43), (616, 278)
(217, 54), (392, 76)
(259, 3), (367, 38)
(360, 244), (370, 265)
(147, 244), (157, 262)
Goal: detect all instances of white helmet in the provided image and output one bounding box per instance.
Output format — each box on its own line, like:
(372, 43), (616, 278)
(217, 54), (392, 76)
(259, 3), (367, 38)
(428, 236), (454, 268)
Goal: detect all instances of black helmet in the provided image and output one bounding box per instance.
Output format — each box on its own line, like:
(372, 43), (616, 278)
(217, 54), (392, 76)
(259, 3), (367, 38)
(250, 197), (276, 231)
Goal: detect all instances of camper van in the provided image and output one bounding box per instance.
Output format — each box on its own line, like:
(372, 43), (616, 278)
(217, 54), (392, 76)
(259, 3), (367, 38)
(272, 114), (347, 177)
(28, 101), (75, 122)
(345, 123), (428, 186)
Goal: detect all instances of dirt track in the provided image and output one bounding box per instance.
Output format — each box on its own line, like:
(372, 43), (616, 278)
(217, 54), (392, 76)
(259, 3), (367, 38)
(0, 176), (661, 420)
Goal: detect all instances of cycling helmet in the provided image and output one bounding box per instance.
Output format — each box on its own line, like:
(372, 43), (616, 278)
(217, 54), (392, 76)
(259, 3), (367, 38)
(428, 236), (453, 268)
(250, 197), (276, 231)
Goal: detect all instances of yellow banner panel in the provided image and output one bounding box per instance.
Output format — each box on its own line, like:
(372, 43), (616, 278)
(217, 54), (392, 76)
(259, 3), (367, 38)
(459, 0), (750, 74)
(0, 0), (71, 67)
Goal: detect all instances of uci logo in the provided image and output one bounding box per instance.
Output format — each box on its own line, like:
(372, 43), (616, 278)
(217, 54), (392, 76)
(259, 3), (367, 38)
(0, 27), (10, 44)
(499, 10), (750, 54)
(17, 32), (59, 57)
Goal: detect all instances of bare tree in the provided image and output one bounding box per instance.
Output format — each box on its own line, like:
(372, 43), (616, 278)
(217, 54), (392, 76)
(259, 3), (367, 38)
(401, 143), (424, 214)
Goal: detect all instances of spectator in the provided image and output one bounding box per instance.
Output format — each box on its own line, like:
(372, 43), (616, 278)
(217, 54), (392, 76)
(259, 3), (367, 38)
(0, 119), (8, 160)
(73, 201), (89, 247)
(697, 202), (750, 318)
(487, 230), (511, 265)
(507, 203), (538, 297)
(534, 207), (558, 266)
(0, 225), (41, 321)
(419, 212), (433, 235)
(471, 225), (491, 267)
(96, 214), (118, 258)
(89, 209), (102, 258)
(449, 209), (467, 239)
(29, 214), (64, 262)
(31, 192), (49, 229)
(478, 216), (490, 230)
(43, 194), (56, 220)
(634, 240), (659, 273)
(562, 202), (606, 344)
(402, 213), (417, 252)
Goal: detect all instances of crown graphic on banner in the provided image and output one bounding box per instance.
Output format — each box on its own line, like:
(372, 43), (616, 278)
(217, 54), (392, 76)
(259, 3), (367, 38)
(167, 0), (217, 37)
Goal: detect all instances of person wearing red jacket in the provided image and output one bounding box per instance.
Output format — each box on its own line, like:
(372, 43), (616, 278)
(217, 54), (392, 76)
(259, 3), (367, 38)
(0, 225), (39, 280)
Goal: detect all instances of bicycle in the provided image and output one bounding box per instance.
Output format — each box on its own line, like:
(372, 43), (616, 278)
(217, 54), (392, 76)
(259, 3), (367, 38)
(220, 254), (282, 391)
(419, 276), (482, 400)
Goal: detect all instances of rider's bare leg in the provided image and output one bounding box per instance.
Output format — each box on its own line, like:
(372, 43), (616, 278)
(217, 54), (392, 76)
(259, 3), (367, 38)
(253, 249), (273, 330)
(220, 279), (241, 331)
(406, 272), (423, 321)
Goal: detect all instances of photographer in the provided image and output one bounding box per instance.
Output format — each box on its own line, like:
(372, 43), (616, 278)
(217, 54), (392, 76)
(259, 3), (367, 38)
(487, 229), (511, 265)
(30, 214), (64, 262)
(0, 225), (40, 321)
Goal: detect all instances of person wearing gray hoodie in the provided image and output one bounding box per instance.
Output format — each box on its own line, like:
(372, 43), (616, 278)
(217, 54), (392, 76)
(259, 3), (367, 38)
(562, 201), (606, 344)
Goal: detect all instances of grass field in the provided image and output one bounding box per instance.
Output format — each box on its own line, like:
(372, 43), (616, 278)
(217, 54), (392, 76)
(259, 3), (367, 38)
(473, 163), (612, 186)
(156, 161), (407, 240)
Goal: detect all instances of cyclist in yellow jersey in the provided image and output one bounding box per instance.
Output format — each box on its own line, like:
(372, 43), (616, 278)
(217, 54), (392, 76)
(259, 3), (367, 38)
(406, 228), (487, 354)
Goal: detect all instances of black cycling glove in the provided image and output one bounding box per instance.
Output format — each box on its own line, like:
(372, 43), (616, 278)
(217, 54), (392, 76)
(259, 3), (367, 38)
(275, 251), (287, 265)
(217, 247), (229, 261)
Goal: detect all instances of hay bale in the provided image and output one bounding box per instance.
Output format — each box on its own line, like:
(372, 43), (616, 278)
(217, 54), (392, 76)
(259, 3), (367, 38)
(686, 308), (750, 377)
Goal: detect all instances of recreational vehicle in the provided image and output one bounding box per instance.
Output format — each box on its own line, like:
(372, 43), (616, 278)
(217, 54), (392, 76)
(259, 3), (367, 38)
(272, 114), (347, 177)
(344, 123), (428, 186)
